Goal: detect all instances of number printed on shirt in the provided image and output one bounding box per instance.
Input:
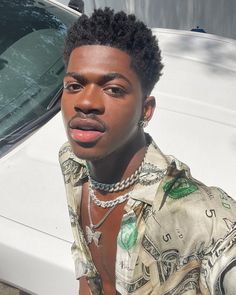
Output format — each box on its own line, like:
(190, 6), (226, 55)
(205, 209), (216, 218)
(163, 233), (172, 242)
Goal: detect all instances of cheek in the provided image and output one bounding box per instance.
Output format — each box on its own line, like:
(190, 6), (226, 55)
(61, 97), (74, 132)
(61, 94), (74, 121)
(124, 99), (143, 122)
(108, 100), (142, 131)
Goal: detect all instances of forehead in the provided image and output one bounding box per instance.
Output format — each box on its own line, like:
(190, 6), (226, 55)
(67, 45), (138, 81)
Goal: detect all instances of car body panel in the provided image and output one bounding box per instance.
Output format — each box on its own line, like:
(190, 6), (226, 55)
(0, 215), (77, 294)
(147, 29), (236, 198)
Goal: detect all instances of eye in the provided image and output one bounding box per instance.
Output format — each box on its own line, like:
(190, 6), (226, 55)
(104, 86), (126, 97)
(63, 81), (83, 93)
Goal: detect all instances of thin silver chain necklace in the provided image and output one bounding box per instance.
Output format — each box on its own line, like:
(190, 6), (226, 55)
(85, 143), (166, 246)
(85, 166), (167, 245)
(86, 187), (130, 246)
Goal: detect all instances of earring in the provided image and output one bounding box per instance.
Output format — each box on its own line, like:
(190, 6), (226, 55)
(138, 119), (148, 128)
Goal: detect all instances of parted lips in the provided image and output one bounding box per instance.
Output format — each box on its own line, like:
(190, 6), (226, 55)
(69, 116), (106, 132)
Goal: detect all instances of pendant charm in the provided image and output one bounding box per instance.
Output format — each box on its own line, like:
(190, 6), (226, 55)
(86, 225), (102, 247)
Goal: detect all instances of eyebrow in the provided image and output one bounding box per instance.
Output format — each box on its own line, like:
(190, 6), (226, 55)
(64, 72), (88, 84)
(64, 72), (132, 86)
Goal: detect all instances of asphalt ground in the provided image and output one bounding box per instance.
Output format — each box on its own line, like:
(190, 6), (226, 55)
(0, 282), (20, 295)
(0, 283), (29, 295)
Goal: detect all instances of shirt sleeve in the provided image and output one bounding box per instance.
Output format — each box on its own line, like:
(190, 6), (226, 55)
(58, 143), (100, 282)
(200, 187), (236, 294)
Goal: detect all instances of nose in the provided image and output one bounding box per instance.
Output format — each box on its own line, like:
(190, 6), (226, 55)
(74, 85), (105, 115)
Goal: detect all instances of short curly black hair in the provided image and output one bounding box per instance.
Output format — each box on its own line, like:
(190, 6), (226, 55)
(64, 7), (163, 96)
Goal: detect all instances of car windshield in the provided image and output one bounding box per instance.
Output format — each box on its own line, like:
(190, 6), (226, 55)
(0, 0), (77, 156)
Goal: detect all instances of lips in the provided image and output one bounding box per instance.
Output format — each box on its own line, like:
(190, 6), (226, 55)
(68, 117), (106, 143)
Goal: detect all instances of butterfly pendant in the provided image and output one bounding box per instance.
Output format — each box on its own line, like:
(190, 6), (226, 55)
(86, 226), (102, 247)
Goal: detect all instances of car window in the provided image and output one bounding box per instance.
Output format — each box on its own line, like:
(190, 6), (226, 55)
(0, 0), (78, 156)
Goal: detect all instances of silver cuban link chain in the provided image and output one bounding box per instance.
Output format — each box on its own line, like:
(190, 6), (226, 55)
(87, 148), (147, 193)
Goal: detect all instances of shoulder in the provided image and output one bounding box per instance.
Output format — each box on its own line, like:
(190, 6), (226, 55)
(151, 154), (236, 245)
(58, 142), (87, 185)
(163, 156), (235, 220)
(58, 141), (73, 164)
(163, 174), (236, 225)
(143, 138), (236, 240)
(157, 153), (235, 220)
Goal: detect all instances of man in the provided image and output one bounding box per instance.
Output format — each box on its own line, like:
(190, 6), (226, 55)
(59, 8), (236, 295)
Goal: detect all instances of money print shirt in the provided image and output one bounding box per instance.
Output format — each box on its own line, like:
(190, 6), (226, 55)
(59, 134), (236, 295)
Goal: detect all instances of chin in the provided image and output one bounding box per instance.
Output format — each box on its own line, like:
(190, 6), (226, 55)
(69, 141), (107, 161)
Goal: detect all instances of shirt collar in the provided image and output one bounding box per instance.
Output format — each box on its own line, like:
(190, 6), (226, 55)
(126, 136), (194, 208)
(128, 137), (169, 205)
(67, 134), (192, 206)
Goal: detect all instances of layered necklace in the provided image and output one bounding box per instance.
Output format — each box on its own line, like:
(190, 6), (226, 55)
(85, 147), (167, 247)
(85, 165), (140, 247)
(88, 157), (145, 193)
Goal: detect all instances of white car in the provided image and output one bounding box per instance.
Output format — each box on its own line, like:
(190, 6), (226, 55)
(0, 2), (235, 294)
(0, 1), (79, 294)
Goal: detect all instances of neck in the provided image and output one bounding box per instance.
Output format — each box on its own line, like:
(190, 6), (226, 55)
(87, 132), (147, 184)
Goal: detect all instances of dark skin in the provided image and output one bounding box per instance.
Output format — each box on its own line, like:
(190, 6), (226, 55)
(61, 45), (156, 294)
(80, 183), (133, 295)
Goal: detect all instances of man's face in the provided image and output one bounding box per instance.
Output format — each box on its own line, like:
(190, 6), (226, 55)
(61, 45), (149, 161)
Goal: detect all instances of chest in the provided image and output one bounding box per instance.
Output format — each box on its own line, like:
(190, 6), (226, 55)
(78, 188), (206, 295)
(80, 183), (127, 285)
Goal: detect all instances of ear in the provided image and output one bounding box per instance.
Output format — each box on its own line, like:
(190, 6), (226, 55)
(143, 96), (156, 122)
